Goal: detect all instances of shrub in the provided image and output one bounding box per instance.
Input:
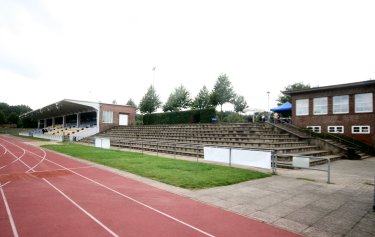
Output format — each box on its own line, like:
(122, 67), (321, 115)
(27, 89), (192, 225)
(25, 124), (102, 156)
(143, 108), (216, 125)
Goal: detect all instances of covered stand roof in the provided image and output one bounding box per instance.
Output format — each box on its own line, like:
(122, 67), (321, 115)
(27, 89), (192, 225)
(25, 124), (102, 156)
(270, 102), (292, 113)
(21, 99), (99, 120)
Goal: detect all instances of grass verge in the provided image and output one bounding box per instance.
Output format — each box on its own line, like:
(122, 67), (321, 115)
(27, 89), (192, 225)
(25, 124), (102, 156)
(42, 143), (271, 189)
(13, 134), (50, 141)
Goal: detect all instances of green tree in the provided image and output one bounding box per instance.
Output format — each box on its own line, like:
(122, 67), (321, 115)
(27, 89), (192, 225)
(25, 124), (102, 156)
(11, 104), (32, 115)
(192, 86), (211, 109)
(0, 111), (5, 124)
(278, 82), (311, 105)
(211, 74), (235, 112)
(139, 85), (162, 114)
(233, 95), (248, 113)
(126, 98), (137, 109)
(163, 85), (192, 112)
(7, 112), (19, 125)
(163, 93), (176, 112)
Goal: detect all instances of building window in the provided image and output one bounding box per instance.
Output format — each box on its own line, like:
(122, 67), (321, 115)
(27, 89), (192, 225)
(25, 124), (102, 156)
(296, 99), (309, 116)
(328, 126), (344, 134)
(102, 111), (113, 123)
(355, 93), (373, 113)
(333, 95), (349, 114)
(352, 126), (370, 134)
(306, 126), (321, 133)
(313, 97), (328, 115)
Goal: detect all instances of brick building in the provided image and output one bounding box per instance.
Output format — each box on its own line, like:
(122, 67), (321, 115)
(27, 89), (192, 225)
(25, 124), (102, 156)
(285, 80), (375, 146)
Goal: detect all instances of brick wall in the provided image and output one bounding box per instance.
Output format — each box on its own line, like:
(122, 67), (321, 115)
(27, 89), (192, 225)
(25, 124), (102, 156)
(99, 104), (136, 132)
(291, 84), (375, 146)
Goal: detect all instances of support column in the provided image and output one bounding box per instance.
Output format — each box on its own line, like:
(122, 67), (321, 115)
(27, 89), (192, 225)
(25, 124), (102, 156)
(38, 120), (41, 129)
(52, 117), (55, 127)
(77, 113), (81, 128)
(44, 119), (47, 128)
(63, 116), (66, 128)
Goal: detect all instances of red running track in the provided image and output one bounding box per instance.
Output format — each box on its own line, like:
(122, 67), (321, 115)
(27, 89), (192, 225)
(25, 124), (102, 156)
(0, 135), (301, 237)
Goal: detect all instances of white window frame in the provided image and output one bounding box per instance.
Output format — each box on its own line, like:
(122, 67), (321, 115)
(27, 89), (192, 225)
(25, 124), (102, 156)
(313, 97), (328, 115)
(102, 111), (113, 123)
(296, 99), (309, 116)
(333, 95), (349, 114)
(327, 126), (344, 134)
(306, 126), (321, 133)
(355, 93), (373, 113)
(352, 126), (370, 134)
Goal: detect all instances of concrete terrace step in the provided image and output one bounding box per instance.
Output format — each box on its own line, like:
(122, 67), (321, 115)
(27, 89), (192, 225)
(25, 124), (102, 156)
(80, 123), (344, 164)
(276, 154), (342, 168)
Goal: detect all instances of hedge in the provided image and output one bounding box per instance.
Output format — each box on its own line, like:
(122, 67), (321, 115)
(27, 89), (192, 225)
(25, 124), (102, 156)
(143, 108), (216, 125)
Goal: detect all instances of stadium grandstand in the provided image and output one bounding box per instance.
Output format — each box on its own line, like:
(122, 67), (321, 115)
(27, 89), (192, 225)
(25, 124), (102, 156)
(20, 99), (136, 141)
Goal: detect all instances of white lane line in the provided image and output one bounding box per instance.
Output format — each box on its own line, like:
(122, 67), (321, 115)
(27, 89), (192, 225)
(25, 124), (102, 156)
(4, 139), (216, 237)
(0, 138), (42, 172)
(0, 143), (26, 170)
(42, 178), (119, 237)
(1, 183), (19, 237)
(42, 154), (215, 236)
(1, 139), (120, 237)
(0, 144), (30, 169)
(0, 181), (11, 188)
(26, 147), (46, 173)
(28, 166), (94, 174)
(0, 146), (7, 157)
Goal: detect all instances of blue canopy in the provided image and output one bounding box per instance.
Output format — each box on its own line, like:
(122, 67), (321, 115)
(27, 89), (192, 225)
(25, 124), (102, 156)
(270, 102), (292, 112)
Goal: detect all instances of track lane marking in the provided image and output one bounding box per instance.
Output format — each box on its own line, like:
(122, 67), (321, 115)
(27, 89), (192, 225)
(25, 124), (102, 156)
(0, 181), (11, 188)
(1, 182), (19, 237)
(8, 141), (216, 237)
(0, 143), (26, 170)
(43, 178), (119, 237)
(1, 140), (120, 237)
(26, 147), (46, 173)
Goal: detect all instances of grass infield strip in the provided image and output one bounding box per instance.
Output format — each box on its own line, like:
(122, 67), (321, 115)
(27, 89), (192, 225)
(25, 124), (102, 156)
(13, 134), (50, 141)
(42, 143), (271, 189)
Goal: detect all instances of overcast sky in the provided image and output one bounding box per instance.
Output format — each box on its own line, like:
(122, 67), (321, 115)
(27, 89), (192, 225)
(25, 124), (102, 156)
(1, 0), (374, 112)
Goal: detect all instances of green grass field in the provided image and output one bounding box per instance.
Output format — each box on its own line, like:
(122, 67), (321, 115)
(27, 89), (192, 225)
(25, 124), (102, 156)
(42, 143), (271, 189)
(13, 134), (50, 141)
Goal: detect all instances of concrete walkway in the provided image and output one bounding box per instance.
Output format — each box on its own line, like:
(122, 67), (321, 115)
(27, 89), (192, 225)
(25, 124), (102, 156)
(117, 156), (375, 237)
(183, 158), (375, 237)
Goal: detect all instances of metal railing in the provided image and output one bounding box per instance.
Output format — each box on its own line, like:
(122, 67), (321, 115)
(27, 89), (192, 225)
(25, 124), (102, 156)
(273, 121), (374, 156)
(273, 154), (331, 184)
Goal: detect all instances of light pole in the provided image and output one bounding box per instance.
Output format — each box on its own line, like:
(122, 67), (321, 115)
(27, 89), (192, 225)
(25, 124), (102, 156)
(267, 91), (270, 111)
(152, 66), (156, 86)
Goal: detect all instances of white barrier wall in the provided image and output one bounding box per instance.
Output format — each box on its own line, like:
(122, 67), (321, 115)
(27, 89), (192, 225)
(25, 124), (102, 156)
(292, 156), (310, 168)
(232, 149), (271, 169)
(203, 147), (230, 163)
(33, 134), (64, 142)
(204, 147), (272, 169)
(95, 137), (110, 149)
(71, 127), (99, 141)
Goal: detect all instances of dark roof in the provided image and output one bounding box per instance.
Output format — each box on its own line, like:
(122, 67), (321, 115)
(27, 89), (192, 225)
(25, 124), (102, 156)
(283, 80), (375, 95)
(21, 99), (99, 119)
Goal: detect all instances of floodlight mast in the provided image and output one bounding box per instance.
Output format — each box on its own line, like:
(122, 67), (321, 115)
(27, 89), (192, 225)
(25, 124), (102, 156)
(152, 66), (156, 86)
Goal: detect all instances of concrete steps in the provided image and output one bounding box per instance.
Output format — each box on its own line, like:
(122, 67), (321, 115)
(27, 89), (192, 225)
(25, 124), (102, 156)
(80, 123), (343, 166)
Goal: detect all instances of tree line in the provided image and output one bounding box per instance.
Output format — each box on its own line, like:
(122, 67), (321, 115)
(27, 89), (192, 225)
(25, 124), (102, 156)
(127, 73), (249, 114)
(0, 102), (33, 127)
